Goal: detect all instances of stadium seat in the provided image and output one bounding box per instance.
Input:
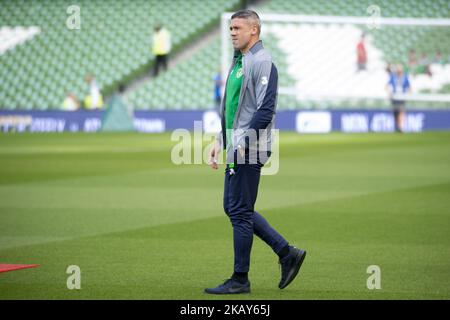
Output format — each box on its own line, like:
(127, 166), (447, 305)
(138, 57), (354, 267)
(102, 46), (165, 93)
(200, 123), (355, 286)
(0, 0), (241, 110)
(2, 0), (449, 110)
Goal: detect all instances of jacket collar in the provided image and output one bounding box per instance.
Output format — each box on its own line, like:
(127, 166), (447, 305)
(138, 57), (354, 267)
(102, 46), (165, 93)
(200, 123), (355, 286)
(233, 39), (263, 58)
(249, 40), (263, 55)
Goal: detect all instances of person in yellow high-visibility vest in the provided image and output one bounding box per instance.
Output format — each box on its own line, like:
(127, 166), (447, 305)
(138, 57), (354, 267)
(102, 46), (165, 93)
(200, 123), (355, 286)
(152, 25), (171, 76)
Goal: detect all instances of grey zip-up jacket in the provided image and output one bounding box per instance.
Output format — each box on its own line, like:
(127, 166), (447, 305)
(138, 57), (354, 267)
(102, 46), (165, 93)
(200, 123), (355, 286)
(217, 40), (278, 165)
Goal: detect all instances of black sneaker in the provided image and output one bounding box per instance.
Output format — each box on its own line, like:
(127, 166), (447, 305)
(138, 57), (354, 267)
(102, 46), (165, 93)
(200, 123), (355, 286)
(279, 246), (306, 289)
(204, 279), (251, 294)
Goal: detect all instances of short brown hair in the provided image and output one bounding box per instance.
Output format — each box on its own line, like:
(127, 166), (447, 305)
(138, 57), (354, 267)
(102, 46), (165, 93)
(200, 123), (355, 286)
(231, 9), (261, 35)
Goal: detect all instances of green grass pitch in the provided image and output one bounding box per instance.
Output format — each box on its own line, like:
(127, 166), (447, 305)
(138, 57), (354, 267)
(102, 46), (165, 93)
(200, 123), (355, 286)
(0, 132), (449, 299)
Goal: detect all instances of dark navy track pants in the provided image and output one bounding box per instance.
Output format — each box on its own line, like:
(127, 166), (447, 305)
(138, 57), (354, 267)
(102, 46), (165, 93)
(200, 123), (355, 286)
(223, 162), (289, 273)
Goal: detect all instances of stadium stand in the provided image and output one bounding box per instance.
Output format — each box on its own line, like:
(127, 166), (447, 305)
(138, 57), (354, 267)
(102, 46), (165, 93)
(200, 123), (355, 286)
(0, 0), (241, 110)
(1, 0), (449, 110)
(257, 0), (450, 109)
(260, 0), (450, 18)
(126, 0), (450, 110)
(125, 33), (299, 110)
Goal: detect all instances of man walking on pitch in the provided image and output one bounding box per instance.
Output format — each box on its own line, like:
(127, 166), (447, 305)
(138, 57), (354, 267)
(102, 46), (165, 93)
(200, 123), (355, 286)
(205, 10), (306, 295)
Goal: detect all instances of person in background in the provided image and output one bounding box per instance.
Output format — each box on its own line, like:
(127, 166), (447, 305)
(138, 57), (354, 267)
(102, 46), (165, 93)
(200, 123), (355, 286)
(433, 51), (444, 65)
(408, 49), (418, 74)
(418, 53), (432, 77)
(385, 62), (393, 75)
(62, 92), (80, 111)
(84, 74), (104, 109)
(356, 33), (367, 71)
(386, 64), (411, 133)
(213, 69), (223, 113)
(152, 24), (172, 77)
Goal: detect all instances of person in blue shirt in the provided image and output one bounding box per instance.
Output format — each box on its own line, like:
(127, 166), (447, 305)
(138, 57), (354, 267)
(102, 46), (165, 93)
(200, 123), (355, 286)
(386, 64), (411, 133)
(213, 70), (222, 113)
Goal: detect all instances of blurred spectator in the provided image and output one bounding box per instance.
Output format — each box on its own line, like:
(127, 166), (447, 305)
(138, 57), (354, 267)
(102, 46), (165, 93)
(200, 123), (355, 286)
(213, 70), (222, 112)
(152, 24), (172, 76)
(433, 51), (444, 65)
(408, 49), (418, 72)
(62, 92), (80, 111)
(385, 62), (393, 74)
(356, 33), (367, 71)
(84, 74), (104, 109)
(418, 53), (432, 77)
(386, 64), (411, 133)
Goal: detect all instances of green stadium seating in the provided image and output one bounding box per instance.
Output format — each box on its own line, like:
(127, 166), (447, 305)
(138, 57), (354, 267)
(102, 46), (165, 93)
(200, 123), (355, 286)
(1, 0), (449, 110)
(124, 0), (449, 110)
(0, 0), (241, 110)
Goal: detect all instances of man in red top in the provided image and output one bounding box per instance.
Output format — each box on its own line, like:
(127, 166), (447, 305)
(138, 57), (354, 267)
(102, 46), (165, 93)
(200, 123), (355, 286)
(356, 33), (367, 71)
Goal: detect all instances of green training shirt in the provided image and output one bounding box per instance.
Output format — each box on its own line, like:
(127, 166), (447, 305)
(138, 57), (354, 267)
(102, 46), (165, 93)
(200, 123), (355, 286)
(225, 53), (243, 163)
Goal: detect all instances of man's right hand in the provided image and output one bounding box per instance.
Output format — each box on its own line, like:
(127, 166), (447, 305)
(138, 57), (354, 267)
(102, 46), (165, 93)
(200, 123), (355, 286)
(209, 141), (221, 170)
